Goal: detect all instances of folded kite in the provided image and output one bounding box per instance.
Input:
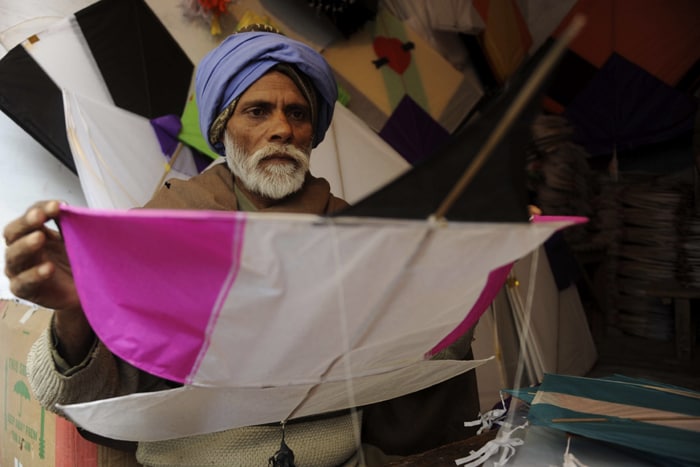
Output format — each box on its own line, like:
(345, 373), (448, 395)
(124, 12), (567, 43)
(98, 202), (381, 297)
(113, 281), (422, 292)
(508, 374), (700, 465)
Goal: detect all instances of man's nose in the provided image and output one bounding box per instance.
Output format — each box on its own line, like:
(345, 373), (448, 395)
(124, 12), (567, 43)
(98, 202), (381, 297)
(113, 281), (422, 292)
(269, 111), (293, 143)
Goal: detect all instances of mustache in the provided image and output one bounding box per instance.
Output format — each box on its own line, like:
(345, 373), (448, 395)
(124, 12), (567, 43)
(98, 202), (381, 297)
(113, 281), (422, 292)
(250, 144), (309, 167)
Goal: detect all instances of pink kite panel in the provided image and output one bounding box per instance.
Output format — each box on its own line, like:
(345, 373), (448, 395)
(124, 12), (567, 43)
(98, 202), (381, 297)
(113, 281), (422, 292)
(427, 214), (588, 356)
(59, 205), (246, 382)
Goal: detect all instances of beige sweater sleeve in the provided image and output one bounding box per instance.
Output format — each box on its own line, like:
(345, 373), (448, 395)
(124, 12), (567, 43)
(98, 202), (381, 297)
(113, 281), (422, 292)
(27, 325), (172, 418)
(27, 326), (363, 467)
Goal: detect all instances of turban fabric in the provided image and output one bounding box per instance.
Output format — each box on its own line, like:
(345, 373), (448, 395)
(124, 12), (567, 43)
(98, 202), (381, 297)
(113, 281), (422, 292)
(195, 32), (338, 155)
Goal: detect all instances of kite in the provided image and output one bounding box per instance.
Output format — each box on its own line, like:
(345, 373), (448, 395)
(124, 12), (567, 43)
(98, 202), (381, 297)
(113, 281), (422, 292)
(55, 206), (585, 441)
(52, 16), (587, 441)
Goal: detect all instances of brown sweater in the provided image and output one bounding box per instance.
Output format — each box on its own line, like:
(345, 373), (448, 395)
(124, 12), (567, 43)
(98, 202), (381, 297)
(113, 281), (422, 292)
(145, 162), (349, 215)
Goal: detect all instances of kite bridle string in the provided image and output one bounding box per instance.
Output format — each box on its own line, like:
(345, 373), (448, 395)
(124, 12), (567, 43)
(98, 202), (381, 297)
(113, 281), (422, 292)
(482, 248), (541, 466)
(282, 220), (436, 464)
(507, 248), (546, 387)
(328, 219), (365, 462)
(509, 247), (543, 390)
(281, 219), (366, 464)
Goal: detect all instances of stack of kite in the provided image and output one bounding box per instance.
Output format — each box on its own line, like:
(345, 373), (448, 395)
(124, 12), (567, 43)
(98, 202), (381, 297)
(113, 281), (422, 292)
(613, 176), (692, 340)
(677, 199), (700, 288)
(539, 0), (700, 339)
(527, 114), (597, 249)
(506, 373), (700, 466)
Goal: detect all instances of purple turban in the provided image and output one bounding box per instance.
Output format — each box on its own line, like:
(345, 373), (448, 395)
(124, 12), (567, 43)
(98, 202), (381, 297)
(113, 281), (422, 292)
(195, 31), (338, 156)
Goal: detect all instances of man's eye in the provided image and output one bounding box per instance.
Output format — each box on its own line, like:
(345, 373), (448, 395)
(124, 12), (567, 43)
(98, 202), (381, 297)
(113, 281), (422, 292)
(289, 109), (309, 121)
(249, 107), (266, 117)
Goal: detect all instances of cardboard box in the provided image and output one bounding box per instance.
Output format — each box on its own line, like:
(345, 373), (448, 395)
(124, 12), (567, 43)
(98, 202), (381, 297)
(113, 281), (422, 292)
(1, 299), (141, 467)
(1, 299), (56, 467)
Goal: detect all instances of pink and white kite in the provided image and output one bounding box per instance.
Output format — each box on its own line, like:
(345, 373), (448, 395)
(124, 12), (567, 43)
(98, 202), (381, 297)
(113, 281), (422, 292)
(56, 205), (584, 441)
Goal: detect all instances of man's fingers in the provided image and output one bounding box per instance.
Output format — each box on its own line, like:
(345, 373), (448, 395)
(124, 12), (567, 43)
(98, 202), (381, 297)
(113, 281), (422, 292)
(3, 207), (43, 246)
(8, 262), (54, 301)
(3, 200), (61, 246)
(4, 230), (46, 278)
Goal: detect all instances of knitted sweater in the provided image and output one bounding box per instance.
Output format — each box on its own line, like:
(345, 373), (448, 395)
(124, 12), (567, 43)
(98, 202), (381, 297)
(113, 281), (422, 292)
(27, 164), (361, 466)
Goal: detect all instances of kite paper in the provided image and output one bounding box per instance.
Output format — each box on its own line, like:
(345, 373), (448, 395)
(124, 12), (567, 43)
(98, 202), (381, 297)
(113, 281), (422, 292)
(471, 0), (533, 84)
(0, 0), (193, 173)
(321, 6), (483, 137)
(310, 102), (411, 204)
(563, 53), (698, 156)
(545, 0), (700, 158)
(63, 90), (199, 209)
(56, 204), (584, 440)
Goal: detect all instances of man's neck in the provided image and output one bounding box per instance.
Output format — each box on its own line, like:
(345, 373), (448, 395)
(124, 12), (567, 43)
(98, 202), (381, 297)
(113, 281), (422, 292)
(233, 178), (278, 210)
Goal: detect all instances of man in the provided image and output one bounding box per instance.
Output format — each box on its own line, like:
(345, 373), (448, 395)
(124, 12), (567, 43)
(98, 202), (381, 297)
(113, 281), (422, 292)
(3, 27), (363, 467)
(4, 26), (482, 467)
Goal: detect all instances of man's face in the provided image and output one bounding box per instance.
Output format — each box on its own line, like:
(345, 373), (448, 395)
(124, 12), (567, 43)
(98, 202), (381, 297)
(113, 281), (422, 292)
(224, 71), (314, 200)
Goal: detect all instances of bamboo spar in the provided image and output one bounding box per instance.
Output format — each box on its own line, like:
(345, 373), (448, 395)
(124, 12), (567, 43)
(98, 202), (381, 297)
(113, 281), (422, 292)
(432, 15), (586, 221)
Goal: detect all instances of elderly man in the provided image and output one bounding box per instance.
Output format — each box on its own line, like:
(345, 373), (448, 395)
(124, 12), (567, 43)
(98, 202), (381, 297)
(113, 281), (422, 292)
(3, 28), (366, 467)
(5, 26), (484, 466)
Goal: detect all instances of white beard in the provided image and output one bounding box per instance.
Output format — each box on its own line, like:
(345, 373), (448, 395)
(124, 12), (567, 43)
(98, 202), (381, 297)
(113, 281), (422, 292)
(223, 132), (310, 200)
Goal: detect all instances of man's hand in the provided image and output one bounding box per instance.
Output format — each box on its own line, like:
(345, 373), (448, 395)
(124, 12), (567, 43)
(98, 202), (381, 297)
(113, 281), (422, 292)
(4, 200), (79, 309)
(4, 200), (94, 365)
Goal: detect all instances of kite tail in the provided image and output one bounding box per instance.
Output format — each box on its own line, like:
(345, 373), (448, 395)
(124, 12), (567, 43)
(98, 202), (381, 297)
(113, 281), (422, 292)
(453, 421), (528, 466)
(562, 436), (589, 467)
(268, 423), (296, 467)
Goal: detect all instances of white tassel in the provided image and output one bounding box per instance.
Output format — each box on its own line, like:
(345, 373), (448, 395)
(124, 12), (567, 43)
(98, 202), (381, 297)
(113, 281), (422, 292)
(463, 393), (508, 435)
(454, 421), (528, 466)
(562, 436), (589, 467)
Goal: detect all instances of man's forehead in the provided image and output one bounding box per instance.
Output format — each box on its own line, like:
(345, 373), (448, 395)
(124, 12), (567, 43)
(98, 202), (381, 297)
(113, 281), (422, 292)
(237, 71), (309, 104)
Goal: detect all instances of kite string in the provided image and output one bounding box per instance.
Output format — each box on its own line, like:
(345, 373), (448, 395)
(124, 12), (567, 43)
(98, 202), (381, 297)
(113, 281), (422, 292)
(327, 219), (365, 462)
(456, 248), (542, 466)
(515, 246), (542, 383)
(496, 247), (543, 443)
(510, 248), (546, 384)
(283, 219), (437, 461)
(281, 220), (365, 463)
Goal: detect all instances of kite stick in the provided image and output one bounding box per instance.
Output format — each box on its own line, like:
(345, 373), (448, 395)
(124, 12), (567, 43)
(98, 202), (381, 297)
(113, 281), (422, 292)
(152, 142), (184, 198)
(432, 15), (586, 221)
(68, 125), (141, 207)
(330, 120), (347, 198)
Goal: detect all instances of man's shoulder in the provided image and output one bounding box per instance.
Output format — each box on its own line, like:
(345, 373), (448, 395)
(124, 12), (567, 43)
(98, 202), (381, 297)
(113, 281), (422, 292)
(145, 161), (236, 210)
(278, 174), (349, 215)
(306, 175), (349, 214)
